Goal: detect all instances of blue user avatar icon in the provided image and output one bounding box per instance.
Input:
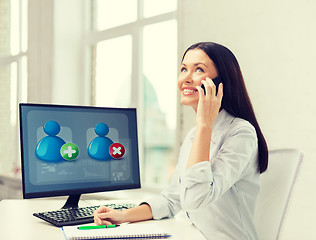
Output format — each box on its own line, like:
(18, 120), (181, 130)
(88, 122), (114, 160)
(35, 120), (66, 162)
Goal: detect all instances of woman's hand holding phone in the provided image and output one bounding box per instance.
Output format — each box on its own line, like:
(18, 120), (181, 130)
(201, 76), (222, 95)
(186, 77), (223, 169)
(196, 77), (223, 129)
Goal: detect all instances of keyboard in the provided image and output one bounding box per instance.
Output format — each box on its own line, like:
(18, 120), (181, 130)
(33, 203), (137, 227)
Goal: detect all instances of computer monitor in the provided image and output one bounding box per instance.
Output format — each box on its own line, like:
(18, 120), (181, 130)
(19, 103), (140, 209)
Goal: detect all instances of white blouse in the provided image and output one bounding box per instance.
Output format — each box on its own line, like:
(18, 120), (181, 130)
(145, 109), (260, 240)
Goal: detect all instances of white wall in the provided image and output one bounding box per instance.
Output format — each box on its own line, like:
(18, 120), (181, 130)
(52, 0), (90, 105)
(28, 0), (90, 105)
(28, 0), (54, 103)
(178, 0), (316, 239)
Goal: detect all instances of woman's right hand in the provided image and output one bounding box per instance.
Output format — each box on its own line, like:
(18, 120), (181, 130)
(93, 206), (126, 225)
(196, 77), (223, 129)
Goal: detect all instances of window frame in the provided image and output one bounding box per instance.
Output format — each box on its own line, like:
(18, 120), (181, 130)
(0, 0), (28, 172)
(88, 0), (178, 189)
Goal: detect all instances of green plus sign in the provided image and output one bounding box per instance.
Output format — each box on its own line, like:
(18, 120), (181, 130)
(60, 143), (79, 161)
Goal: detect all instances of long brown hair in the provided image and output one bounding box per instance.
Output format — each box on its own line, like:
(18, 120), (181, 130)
(182, 42), (268, 173)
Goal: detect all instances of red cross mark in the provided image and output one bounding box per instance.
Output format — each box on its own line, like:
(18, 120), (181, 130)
(109, 143), (125, 159)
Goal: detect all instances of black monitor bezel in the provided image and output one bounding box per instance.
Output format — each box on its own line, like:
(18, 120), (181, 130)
(19, 103), (141, 199)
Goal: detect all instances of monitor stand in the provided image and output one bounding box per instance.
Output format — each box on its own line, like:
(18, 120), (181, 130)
(61, 194), (81, 209)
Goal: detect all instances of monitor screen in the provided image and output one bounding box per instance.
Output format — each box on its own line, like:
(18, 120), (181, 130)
(19, 103), (140, 205)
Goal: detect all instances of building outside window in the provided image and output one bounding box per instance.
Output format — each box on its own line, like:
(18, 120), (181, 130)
(90, 0), (178, 187)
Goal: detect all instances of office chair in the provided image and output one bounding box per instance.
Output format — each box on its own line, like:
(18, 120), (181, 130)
(254, 149), (303, 240)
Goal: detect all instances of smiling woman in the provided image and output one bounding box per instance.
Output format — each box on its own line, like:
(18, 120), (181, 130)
(93, 42), (268, 240)
(178, 49), (219, 111)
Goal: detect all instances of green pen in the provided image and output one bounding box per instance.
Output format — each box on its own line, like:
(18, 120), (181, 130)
(78, 224), (119, 230)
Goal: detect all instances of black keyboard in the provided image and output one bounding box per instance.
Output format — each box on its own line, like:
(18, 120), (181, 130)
(33, 203), (136, 227)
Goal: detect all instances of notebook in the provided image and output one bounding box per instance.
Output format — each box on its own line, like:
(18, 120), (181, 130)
(62, 223), (172, 240)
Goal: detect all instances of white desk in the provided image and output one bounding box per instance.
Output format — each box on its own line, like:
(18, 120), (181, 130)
(0, 199), (206, 240)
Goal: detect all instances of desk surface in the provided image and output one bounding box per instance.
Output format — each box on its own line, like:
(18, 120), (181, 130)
(0, 199), (206, 240)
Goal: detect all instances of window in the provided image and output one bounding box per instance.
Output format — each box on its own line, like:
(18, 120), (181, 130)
(90, 0), (178, 187)
(94, 35), (133, 107)
(0, 0), (28, 173)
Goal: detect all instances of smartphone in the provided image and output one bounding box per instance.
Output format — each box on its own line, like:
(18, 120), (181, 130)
(201, 76), (222, 95)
